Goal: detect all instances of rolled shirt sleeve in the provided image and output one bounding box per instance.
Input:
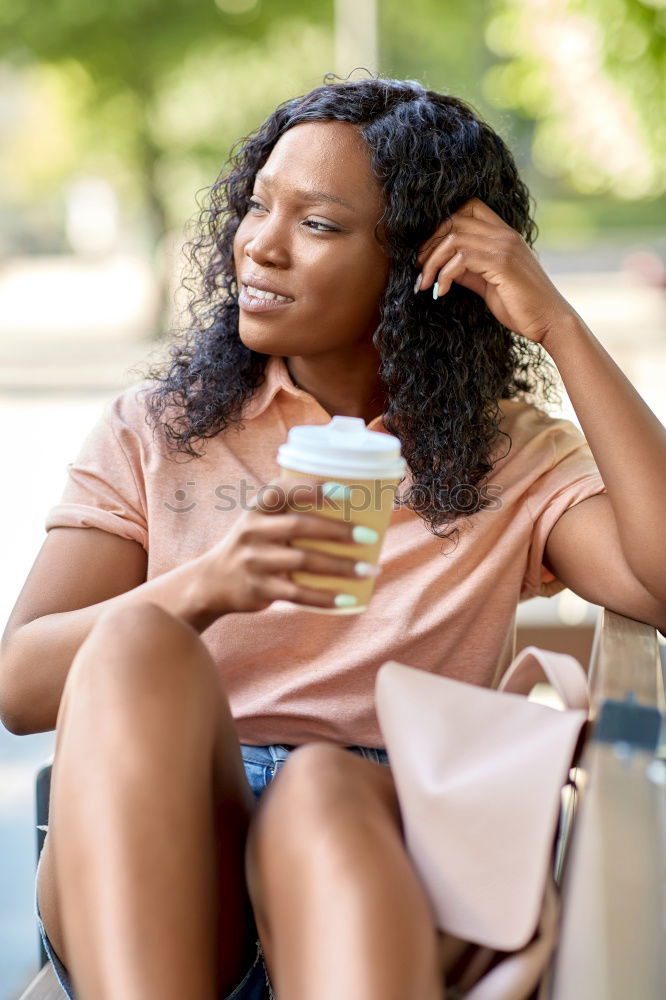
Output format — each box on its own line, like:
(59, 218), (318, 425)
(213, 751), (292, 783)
(45, 391), (149, 550)
(521, 421), (607, 600)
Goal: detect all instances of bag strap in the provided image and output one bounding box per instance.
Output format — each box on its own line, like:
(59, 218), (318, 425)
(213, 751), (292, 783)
(497, 645), (590, 711)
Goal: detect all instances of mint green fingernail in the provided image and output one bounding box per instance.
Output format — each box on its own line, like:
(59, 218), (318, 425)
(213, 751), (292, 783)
(352, 525), (379, 544)
(334, 593), (358, 607)
(355, 561), (380, 578)
(322, 481), (351, 500)
(433, 281), (439, 301)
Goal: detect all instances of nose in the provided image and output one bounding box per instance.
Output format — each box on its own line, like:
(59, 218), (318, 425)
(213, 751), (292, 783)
(243, 213), (290, 269)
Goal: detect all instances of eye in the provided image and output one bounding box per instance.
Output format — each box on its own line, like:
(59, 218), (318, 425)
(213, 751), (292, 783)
(246, 197), (339, 233)
(303, 219), (339, 233)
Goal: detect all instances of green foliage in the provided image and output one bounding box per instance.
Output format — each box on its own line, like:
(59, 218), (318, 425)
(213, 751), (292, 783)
(484, 0), (666, 198)
(1, 0), (663, 251)
(0, 0), (335, 233)
(379, 0), (492, 112)
(0, 0), (332, 97)
(377, 0), (567, 220)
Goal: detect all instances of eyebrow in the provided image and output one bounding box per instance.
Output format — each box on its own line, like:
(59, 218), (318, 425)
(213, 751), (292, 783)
(254, 169), (356, 212)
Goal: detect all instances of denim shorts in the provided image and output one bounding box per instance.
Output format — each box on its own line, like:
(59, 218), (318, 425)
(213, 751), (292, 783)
(35, 741), (390, 1000)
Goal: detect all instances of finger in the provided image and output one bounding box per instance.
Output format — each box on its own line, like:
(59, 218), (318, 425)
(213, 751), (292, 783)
(250, 478), (348, 515)
(415, 218), (453, 264)
(439, 197), (513, 229)
(435, 250), (470, 296)
(432, 250), (484, 299)
(258, 575), (357, 611)
(458, 197), (511, 228)
(247, 510), (373, 548)
(416, 221), (508, 280)
(449, 269), (488, 299)
(419, 230), (517, 294)
(416, 216), (500, 262)
(253, 543), (380, 581)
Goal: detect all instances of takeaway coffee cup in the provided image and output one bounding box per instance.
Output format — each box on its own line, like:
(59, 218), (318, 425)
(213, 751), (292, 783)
(276, 415), (406, 614)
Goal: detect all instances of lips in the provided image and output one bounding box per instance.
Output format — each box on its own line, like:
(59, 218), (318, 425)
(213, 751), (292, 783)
(240, 274), (294, 300)
(238, 273), (295, 314)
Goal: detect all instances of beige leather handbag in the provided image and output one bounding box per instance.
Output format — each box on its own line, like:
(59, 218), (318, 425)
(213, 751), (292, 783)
(375, 647), (590, 999)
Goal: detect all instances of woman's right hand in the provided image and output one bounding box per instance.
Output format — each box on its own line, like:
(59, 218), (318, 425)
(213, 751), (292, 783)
(192, 477), (377, 619)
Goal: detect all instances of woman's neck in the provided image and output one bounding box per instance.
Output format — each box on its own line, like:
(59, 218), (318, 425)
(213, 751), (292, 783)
(285, 349), (388, 426)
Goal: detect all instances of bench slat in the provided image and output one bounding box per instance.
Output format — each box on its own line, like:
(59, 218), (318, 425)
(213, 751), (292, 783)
(542, 609), (665, 999)
(588, 608), (664, 711)
(17, 963), (66, 1000)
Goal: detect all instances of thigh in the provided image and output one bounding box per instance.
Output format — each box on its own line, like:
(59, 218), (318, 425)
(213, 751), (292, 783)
(282, 742), (401, 824)
(35, 670), (79, 973)
(243, 743), (404, 981)
(241, 742), (396, 818)
(246, 741), (404, 877)
(36, 604), (258, 987)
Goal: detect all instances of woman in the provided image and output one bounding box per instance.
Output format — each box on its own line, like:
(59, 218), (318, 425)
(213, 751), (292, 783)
(1, 77), (664, 1000)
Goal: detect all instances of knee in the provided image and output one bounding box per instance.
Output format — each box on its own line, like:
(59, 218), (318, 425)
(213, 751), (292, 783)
(84, 602), (200, 661)
(94, 600), (194, 640)
(65, 602), (213, 707)
(245, 743), (349, 895)
(248, 743), (402, 857)
(278, 741), (354, 798)
(249, 743), (362, 844)
(245, 744), (400, 918)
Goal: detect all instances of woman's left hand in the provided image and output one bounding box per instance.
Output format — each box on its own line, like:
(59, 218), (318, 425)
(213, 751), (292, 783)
(415, 197), (575, 346)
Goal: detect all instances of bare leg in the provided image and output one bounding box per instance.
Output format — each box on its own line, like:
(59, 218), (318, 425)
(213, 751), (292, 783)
(37, 602), (258, 1000)
(246, 742), (444, 1000)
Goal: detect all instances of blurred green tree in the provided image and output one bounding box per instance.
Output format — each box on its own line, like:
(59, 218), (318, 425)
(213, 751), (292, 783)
(484, 0), (666, 199)
(2, 0), (663, 281)
(0, 0), (335, 229)
(378, 0), (540, 201)
(378, 0), (665, 240)
(0, 0), (334, 331)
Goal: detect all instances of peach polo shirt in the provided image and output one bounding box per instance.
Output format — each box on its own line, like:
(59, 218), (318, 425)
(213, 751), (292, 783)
(45, 355), (606, 747)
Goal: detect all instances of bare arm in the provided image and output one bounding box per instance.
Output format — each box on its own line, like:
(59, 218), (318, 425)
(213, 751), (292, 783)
(415, 198), (666, 626)
(0, 527), (213, 735)
(541, 312), (666, 622)
(1, 478), (369, 736)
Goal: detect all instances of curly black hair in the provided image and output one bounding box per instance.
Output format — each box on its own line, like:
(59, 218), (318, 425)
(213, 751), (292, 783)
(138, 75), (558, 542)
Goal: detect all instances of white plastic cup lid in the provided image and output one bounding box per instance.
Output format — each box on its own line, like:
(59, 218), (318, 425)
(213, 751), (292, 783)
(277, 415), (407, 480)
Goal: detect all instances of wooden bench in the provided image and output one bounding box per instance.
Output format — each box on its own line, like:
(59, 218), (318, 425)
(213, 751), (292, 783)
(538, 609), (665, 999)
(17, 963), (62, 1000)
(17, 609), (665, 1000)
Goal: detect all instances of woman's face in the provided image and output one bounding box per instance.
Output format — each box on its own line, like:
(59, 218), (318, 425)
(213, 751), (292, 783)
(233, 120), (390, 358)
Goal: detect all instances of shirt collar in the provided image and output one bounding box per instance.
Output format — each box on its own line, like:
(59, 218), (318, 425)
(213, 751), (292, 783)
(242, 355), (301, 419)
(243, 355), (386, 430)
